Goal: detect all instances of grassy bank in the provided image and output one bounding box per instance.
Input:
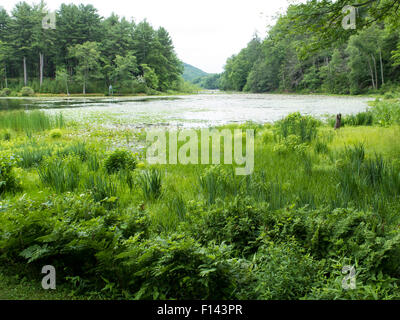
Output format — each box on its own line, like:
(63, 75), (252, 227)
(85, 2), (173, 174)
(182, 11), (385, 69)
(0, 100), (399, 300)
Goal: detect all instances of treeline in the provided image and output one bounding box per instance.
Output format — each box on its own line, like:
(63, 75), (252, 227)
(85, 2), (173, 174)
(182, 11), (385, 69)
(0, 2), (185, 94)
(220, 3), (400, 94)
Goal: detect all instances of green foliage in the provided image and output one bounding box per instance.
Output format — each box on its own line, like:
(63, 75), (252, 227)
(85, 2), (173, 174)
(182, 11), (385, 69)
(0, 110), (64, 133)
(0, 88), (11, 96)
(1, 120), (400, 300)
(186, 197), (266, 255)
(220, 7), (400, 94)
(84, 172), (118, 203)
(16, 144), (52, 168)
(343, 111), (374, 127)
(0, 152), (19, 194)
(370, 100), (400, 126)
(38, 155), (81, 193)
(274, 112), (319, 143)
(138, 168), (162, 200)
(116, 234), (237, 299)
(104, 149), (137, 174)
(49, 129), (62, 139)
(0, 3), (183, 94)
(244, 241), (323, 300)
(20, 87), (34, 97)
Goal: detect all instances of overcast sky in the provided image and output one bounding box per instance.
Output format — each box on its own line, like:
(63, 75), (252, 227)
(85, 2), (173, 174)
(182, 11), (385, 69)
(2, 0), (295, 73)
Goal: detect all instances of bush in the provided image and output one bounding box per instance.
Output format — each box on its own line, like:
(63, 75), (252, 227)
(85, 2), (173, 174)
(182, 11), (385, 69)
(20, 87), (35, 97)
(0, 153), (20, 194)
(104, 149), (137, 174)
(275, 112), (320, 143)
(49, 129), (62, 139)
(273, 134), (308, 155)
(185, 197), (267, 255)
(384, 91), (395, 100)
(0, 88), (11, 97)
(241, 241), (323, 300)
(3, 130), (11, 141)
(116, 234), (237, 299)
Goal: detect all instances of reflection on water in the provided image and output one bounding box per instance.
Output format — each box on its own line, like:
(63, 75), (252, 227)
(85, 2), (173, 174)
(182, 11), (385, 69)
(0, 94), (373, 128)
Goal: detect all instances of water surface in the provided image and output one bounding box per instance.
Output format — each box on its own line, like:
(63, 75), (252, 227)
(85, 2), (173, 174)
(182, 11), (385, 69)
(0, 94), (373, 129)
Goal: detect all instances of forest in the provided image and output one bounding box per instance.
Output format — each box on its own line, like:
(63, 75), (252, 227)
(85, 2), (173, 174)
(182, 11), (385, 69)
(220, 0), (400, 94)
(0, 2), (189, 95)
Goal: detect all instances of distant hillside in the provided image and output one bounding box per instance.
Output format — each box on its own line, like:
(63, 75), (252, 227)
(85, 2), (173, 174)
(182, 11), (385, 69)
(183, 63), (209, 82)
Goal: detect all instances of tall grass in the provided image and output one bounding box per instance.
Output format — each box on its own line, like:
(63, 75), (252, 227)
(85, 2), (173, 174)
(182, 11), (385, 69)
(38, 156), (80, 193)
(16, 145), (53, 168)
(85, 172), (118, 202)
(139, 169), (162, 200)
(0, 110), (65, 134)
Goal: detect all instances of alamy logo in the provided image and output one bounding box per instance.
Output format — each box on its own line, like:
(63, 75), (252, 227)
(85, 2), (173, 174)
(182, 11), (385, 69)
(41, 265), (56, 290)
(342, 265), (356, 290)
(342, 5), (356, 30)
(42, 11), (56, 30)
(146, 129), (254, 175)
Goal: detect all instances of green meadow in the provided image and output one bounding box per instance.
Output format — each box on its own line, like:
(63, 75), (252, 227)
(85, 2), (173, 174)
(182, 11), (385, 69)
(0, 98), (400, 300)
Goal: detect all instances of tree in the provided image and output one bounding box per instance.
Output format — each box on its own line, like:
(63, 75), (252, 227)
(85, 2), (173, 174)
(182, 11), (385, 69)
(9, 2), (38, 86)
(56, 67), (69, 95)
(32, 1), (56, 88)
(68, 41), (101, 94)
(140, 64), (158, 90)
(113, 54), (139, 92)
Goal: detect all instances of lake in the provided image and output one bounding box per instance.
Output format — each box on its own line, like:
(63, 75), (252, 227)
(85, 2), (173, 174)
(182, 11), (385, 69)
(0, 93), (373, 129)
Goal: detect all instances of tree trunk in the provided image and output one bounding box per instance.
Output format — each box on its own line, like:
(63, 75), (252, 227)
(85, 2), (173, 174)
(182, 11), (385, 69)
(4, 65), (7, 88)
(66, 79), (69, 95)
(39, 53), (44, 87)
(367, 58), (375, 90)
(379, 49), (384, 86)
(372, 54), (378, 90)
(23, 56), (27, 86)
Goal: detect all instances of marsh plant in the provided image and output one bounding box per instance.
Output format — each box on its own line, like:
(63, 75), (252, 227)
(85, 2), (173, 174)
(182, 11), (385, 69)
(0, 105), (400, 300)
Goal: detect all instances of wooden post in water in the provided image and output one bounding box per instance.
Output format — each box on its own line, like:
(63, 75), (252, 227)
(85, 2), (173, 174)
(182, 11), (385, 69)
(334, 113), (342, 130)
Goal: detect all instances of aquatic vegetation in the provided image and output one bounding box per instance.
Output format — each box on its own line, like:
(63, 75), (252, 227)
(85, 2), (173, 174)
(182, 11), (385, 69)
(0, 106), (400, 300)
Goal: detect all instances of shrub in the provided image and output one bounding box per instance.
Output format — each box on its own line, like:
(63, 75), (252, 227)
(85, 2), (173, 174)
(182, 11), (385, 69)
(3, 130), (11, 141)
(104, 149), (137, 174)
(186, 197), (267, 255)
(241, 241), (323, 300)
(0, 88), (11, 97)
(384, 91), (395, 100)
(20, 87), (35, 97)
(274, 112), (320, 143)
(0, 152), (20, 194)
(273, 134), (308, 155)
(370, 101), (400, 126)
(116, 234), (237, 299)
(50, 129), (62, 139)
